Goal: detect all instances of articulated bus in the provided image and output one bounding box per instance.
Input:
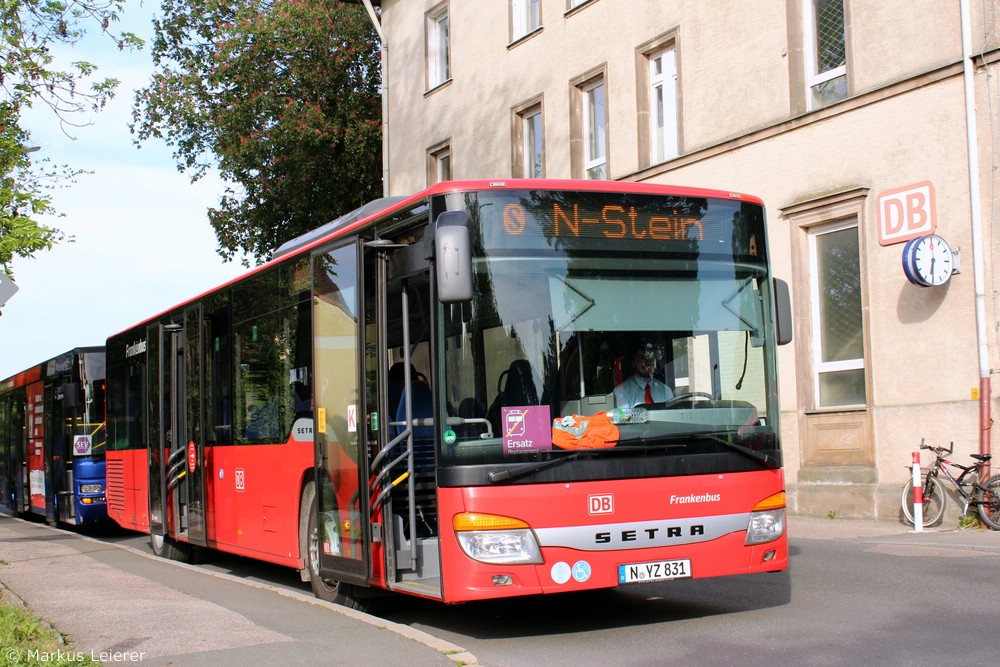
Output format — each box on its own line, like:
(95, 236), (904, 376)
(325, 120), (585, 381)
(0, 348), (108, 526)
(105, 179), (792, 609)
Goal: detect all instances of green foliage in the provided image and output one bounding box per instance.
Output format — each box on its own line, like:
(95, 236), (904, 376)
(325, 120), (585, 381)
(0, 0), (141, 278)
(0, 599), (100, 666)
(132, 0), (383, 264)
(0, 101), (70, 278)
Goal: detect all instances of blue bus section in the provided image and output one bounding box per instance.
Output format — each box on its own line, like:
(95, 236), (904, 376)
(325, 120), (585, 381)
(71, 457), (108, 525)
(0, 348), (108, 527)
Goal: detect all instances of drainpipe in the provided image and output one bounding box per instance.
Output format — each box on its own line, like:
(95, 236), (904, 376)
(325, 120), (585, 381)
(358, 0), (390, 196)
(959, 0), (992, 473)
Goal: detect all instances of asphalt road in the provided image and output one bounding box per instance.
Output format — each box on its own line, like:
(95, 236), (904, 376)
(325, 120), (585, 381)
(378, 517), (1000, 667)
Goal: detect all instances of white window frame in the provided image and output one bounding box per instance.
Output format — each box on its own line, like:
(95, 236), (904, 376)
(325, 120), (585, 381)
(521, 107), (544, 178)
(803, 0), (846, 110)
(431, 145), (451, 183)
(426, 4), (451, 90)
(512, 0), (540, 41)
(582, 78), (607, 180)
(649, 46), (678, 164)
(808, 219), (865, 408)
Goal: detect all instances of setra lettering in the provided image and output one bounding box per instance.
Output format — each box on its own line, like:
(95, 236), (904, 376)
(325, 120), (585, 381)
(595, 524), (703, 545)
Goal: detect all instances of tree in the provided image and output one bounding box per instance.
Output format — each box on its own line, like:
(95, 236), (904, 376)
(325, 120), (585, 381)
(132, 0), (382, 264)
(0, 0), (141, 278)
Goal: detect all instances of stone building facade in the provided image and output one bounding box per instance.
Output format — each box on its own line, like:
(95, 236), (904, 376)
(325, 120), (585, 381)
(371, 0), (1000, 519)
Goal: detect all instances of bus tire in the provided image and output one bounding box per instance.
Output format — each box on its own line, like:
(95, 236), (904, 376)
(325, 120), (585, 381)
(150, 532), (192, 562)
(299, 480), (377, 613)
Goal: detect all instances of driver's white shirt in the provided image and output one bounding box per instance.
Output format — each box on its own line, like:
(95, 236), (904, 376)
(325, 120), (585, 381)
(613, 375), (673, 407)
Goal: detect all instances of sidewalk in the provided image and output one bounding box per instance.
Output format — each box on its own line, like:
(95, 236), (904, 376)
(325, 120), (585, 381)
(788, 513), (1000, 553)
(0, 514), (473, 667)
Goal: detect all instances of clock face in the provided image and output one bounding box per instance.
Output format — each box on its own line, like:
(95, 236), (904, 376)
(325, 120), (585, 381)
(903, 234), (953, 287)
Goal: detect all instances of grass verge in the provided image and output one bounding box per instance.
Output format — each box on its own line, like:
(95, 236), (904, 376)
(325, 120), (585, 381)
(0, 598), (100, 666)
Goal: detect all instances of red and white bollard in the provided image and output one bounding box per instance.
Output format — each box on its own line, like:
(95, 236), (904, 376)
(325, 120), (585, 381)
(911, 452), (923, 532)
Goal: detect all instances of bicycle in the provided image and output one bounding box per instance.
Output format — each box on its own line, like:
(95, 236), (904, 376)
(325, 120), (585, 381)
(900, 440), (1000, 529)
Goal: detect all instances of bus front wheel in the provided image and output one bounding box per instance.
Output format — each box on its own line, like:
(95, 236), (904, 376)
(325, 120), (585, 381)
(299, 480), (376, 612)
(150, 531), (192, 562)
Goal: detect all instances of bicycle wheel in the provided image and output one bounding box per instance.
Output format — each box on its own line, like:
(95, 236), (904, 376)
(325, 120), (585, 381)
(975, 474), (1000, 530)
(901, 475), (946, 527)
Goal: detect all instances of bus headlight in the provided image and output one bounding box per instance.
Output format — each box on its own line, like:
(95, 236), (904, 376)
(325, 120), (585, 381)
(79, 483), (103, 495)
(746, 492), (786, 545)
(453, 512), (543, 564)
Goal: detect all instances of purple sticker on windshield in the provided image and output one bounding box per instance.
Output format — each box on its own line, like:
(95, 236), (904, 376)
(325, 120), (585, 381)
(501, 406), (552, 455)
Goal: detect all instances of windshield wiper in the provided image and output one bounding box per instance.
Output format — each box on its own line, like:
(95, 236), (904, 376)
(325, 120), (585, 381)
(487, 441), (688, 484)
(703, 433), (778, 469)
(488, 451), (587, 484)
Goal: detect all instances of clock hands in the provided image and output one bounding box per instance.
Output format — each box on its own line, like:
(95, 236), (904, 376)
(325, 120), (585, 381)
(903, 234), (953, 287)
(929, 237), (936, 282)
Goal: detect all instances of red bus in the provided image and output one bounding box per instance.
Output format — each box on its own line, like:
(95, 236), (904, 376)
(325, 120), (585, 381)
(0, 348), (108, 526)
(105, 179), (792, 609)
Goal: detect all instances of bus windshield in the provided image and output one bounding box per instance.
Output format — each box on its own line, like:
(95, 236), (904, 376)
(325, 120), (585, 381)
(438, 189), (779, 470)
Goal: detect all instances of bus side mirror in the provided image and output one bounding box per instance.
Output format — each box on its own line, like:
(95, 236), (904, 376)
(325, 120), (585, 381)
(772, 278), (793, 346)
(435, 211), (473, 303)
(62, 382), (81, 409)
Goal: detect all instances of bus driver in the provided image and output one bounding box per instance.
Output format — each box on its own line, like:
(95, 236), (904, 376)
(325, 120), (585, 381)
(614, 343), (673, 407)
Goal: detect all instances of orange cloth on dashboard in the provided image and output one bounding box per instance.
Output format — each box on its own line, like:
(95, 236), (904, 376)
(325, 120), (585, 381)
(551, 412), (619, 450)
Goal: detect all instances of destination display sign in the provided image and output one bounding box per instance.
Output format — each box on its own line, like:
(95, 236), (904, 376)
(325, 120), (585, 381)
(471, 190), (764, 258)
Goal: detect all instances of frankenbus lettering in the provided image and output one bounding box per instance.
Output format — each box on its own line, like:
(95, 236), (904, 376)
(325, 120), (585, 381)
(670, 493), (722, 504)
(125, 339), (147, 358)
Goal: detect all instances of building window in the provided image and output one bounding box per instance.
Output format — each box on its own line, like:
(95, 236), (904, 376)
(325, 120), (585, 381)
(803, 0), (847, 109)
(809, 221), (865, 407)
(513, 100), (544, 178)
(426, 4), (450, 90)
(582, 78), (607, 180)
(428, 141), (452, 184)
(649, 46), (678, 164)
(511, 0), (540, 41)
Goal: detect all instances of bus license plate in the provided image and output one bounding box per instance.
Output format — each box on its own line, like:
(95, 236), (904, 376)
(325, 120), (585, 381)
(618, 558), (691, 584)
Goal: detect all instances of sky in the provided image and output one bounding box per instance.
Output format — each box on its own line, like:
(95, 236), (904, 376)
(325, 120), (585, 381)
(0, 2), (247, 380)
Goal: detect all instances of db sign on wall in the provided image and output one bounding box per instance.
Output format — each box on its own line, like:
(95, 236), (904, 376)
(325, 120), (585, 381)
(877, 181), (936, 246)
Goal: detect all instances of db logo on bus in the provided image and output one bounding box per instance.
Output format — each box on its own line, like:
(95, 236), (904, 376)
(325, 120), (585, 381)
(589, 494), (614, 515)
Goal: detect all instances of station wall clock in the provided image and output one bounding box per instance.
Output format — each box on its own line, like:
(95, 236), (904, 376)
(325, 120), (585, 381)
(902, 234), (954, 287)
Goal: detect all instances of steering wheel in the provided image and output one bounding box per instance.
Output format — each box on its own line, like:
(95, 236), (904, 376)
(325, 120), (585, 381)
(660, 392), (714, 408)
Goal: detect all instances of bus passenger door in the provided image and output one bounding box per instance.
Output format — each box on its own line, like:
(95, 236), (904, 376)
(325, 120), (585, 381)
(181, 307), (207, 546)
(44, 380), (69, 524)
(147, 323), (166, 540)
(149, 313), (208, 549)
(0, 394), (27, 514)
(366, 234), (442, 599)
(311, 242), (370, 588)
